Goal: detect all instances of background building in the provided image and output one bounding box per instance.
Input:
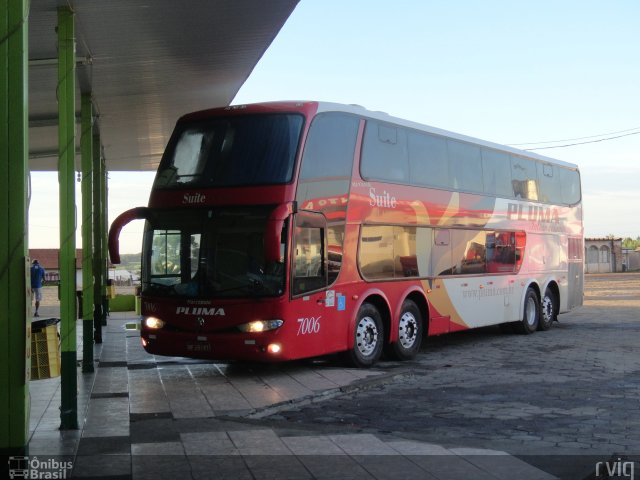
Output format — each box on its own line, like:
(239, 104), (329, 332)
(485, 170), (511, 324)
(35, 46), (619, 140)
(29, 248), (82, 283)
(585, 238), (623, 273)
(622, 248), (640, 272)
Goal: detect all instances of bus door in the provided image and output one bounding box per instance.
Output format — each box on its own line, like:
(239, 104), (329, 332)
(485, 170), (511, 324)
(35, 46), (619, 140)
(289, 211), (340, 354)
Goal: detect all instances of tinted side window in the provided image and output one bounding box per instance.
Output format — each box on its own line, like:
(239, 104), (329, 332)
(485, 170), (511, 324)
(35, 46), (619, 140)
(451, 230), (487, 275)
(359, 225), (432, 279)
(447, 141), (484, 193)
(481, 149), (512, 197)
(359, 118), (579, 207)
(299, 113), (358, 180)
(361, 121), (409, 182)
(510, 155), (539, 200)
(394, 226), (418, 277)
(537, 163), (563, 204)
(560, 168), (581, 205)
(327, 225), (345, 284)
(486, 231), (516, 273)
(292, 222), (326, 295)
(297, 113), (359, 285)
(359, 225), (394, 279)
(407, 131), (449, 188)
(432, 229), (453, 276)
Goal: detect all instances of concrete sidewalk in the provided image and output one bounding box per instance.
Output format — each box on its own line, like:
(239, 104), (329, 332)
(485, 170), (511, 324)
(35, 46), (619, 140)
(26, 312), (558, 479)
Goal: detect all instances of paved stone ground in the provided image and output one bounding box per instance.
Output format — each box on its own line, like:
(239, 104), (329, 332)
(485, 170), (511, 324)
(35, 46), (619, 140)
(23, 274), (640, 479)
(257, 273), (640, 479)
(27, 317), (554, 480)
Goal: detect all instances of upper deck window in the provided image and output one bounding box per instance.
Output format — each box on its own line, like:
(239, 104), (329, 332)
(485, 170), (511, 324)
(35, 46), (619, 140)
(447, 140), (483, 193)
(560, 168), (581, 205)
(510, 155), (539, 200)
(361, 121), (409, 182)
(298, 113), (358, 180)
(481, 149), (512, 198)
(154, 114), (304, 188)
(360, 118), (581, 206)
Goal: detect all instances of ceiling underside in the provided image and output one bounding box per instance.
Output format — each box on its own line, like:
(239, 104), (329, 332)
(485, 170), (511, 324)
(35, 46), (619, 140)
(28, 0), (299, 171)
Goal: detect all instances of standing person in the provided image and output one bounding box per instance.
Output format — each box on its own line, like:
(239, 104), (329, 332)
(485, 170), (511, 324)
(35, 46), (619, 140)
(31, 259), (46, 317)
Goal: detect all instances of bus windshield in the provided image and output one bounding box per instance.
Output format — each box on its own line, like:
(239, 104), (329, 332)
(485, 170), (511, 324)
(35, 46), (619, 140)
(153, 114), (304, 188)
(142, 206), (286, 298)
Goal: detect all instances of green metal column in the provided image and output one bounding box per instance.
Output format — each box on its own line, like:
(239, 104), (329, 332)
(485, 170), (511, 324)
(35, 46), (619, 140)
(0, 0), (30, 457)
(57, 6), (78, 430)
(101, 159), (109, 325)
(80, 93), (94, 373)
(92, 129), (103, 343)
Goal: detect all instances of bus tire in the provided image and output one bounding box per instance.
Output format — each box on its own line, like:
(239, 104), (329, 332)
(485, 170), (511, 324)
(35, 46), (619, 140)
(514, 288), (540, 334)
(346, 303), (384, 368)
(386, 299), (422, 360)
(539, 287), (557, 331)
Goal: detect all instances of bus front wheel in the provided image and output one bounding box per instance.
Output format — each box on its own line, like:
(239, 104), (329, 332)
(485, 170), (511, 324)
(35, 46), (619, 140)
(386, 299), (423, 360)
(346, 303), (384, 368)
(514, 288), (540, 334)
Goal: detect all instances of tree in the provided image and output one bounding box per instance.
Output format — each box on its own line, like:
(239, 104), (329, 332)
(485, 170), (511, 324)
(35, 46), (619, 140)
(622, 237), (640, 250)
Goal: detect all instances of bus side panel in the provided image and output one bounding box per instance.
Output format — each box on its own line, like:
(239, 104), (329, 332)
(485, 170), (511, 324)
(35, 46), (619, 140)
(286, 289), (352, 358)
(526, 233), (563, 274)
(438, 275), (520, 329)
(567, 261), (584, 310)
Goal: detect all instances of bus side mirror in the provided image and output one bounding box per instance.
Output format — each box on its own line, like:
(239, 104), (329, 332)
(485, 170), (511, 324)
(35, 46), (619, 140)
(108, 207), (149, 264)
(264, 203), (294, 263)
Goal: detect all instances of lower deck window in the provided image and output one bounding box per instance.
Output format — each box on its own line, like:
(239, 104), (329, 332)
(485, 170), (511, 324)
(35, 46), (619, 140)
(358, 225), (519, 280)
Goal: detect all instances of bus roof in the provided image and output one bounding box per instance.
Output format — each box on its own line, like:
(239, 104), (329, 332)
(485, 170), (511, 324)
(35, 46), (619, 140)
(314, 101), (579, 171)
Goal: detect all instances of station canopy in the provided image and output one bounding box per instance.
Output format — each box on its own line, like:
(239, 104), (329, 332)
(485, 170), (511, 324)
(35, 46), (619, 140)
(28, 0), (299, 171)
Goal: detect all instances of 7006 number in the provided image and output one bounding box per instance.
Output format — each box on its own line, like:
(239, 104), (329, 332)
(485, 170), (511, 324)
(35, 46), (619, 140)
(297, 316), (321, 336)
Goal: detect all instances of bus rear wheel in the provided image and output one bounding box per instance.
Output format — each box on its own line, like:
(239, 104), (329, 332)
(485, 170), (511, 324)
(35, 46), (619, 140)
(386, 299), (422, 360)
(346, 303), (384, 368)
(514, 288), (540, 334)
(539, 287), (557, 331)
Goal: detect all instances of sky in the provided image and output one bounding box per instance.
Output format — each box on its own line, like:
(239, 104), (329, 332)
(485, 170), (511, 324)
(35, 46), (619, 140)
(28, 0), (640, 254)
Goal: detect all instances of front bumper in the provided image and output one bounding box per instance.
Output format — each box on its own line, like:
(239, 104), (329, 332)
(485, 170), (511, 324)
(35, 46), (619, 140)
(140, 327), (289, 362)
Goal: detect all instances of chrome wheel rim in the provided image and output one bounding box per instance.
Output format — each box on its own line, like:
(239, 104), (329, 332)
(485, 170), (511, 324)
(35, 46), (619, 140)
(398, 312), (418, 349)
(356, 316), (379, 357)
(525, 296), (537, 327)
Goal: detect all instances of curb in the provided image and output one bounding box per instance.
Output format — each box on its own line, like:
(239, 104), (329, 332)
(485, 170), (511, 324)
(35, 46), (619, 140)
(228, 368), (415, 420)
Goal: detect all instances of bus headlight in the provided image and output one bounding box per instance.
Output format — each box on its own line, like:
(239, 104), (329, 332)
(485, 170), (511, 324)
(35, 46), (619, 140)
(144, 316), (165, 330)
(237, 319), (283, 333)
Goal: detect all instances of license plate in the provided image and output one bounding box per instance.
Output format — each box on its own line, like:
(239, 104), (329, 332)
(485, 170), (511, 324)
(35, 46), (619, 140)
(186, 342), (211, 353)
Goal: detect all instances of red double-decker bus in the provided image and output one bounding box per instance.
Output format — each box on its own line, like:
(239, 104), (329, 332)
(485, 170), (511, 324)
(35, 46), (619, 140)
(109, 101), (583, 367)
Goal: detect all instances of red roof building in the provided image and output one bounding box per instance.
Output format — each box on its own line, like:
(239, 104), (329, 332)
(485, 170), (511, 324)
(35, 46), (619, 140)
(29, 249), (83, 282)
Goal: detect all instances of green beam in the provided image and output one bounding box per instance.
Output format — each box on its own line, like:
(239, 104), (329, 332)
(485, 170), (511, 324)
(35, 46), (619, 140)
(81, 93), (94, 373)
(57, 6), (78, 430)
(92, 129), (103, 343)
(0, 0), (30, 455)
